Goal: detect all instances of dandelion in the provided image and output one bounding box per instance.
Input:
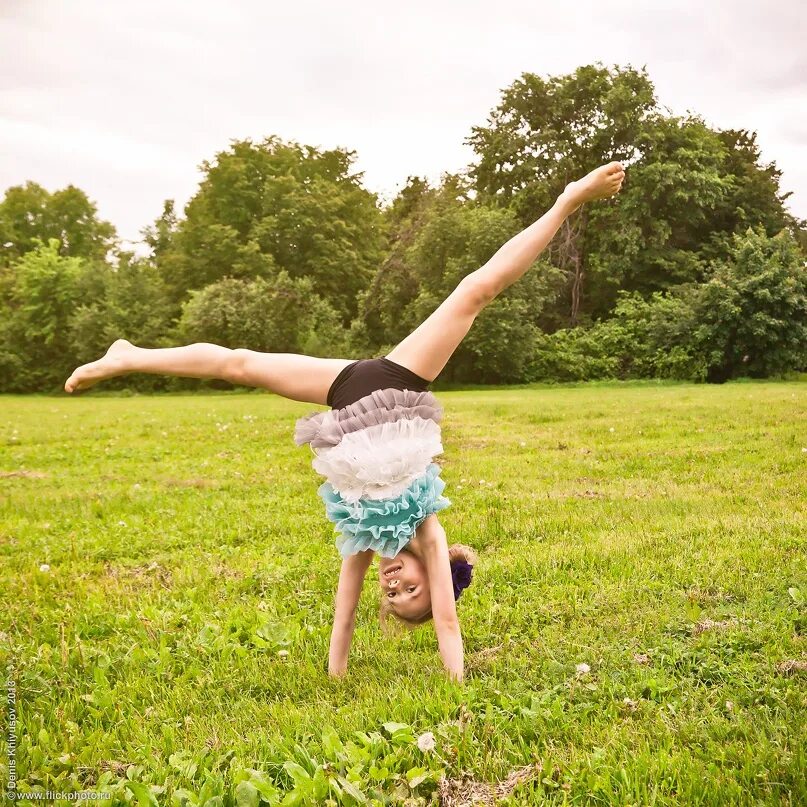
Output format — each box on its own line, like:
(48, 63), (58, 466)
(575, 662), (591, 675)
(416, 731), (436, 753)
(609, 427), (615, 433)
(39, 563), (50, 572)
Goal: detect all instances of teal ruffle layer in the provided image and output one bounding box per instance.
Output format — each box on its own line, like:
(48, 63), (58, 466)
(318, 462), (451, 558)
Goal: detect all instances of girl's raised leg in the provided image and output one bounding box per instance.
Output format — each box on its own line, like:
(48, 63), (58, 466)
(64, 340), (355, 406)
(385, 161), (625, 381)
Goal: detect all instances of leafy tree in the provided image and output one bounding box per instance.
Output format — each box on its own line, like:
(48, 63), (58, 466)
(141, 199), (179, 260)
(710, 129), (801, 249)
(158, 137), (385, 321)
(357, 175), (442, 349)
(0, 242), (174, 392)
(0, 239), (86, 391)
(466, 63), (802, 326)
(0, 182), (116, 267)
(582, 113), (731, 319)
(467, 63), (655, 325)
(584, 116), (803, 322)
(690, 226), (807, 381)
(68, 253), (174, 368)
(358, 174), (563, 382)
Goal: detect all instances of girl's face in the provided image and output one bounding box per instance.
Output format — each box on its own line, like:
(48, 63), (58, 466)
(378, 551), (430, 620)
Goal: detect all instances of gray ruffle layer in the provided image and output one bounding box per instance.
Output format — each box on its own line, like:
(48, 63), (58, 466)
(295, 388), (443, 449)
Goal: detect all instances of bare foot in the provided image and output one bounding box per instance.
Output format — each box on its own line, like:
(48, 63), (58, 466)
(64, 339), (136, 393)
(561, 161), (625, 212)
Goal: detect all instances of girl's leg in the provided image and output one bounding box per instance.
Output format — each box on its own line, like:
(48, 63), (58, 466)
(385, 161), (625, 381)
(64, 339), (355, 405)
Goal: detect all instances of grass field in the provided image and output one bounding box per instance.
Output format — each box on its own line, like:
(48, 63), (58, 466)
(1, 381), (805, 806)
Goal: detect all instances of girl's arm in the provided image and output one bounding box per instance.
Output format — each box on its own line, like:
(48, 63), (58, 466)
(412, 515), (464, 682)
(328, 549), (374, 677)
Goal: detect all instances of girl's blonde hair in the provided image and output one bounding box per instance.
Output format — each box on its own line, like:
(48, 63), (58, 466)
(379, 543), (478, 635)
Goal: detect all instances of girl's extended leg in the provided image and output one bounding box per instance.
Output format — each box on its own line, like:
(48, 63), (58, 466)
(385, 161), (625, 381)
(64, 341), (355, 406)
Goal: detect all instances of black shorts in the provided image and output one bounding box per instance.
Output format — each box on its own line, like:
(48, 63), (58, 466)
(327, 357), (430, 410)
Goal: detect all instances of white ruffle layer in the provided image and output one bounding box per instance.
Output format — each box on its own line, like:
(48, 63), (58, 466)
(311, 416), (443, 502)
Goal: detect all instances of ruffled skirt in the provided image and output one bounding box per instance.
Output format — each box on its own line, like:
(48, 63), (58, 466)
(296, 387), (449, 557)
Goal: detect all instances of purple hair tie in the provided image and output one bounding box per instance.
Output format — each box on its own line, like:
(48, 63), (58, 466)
(450, 560), (474, 601)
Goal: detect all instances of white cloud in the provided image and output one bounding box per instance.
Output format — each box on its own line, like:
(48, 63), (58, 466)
(1, 0), (804, 247)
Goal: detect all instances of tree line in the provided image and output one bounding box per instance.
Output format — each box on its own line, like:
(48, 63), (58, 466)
(1, 64), (805, 393)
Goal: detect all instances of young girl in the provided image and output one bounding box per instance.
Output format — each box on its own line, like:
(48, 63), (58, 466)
(65, 161), (625, 682)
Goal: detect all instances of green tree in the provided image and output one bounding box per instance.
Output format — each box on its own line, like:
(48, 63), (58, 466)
(0, 182), (116, 267)
(466, 63), (802, 326)
(710, 129), (801, 251)
(68, 253), (174, 368)
(356, 175), (441, 349)
(357, 174), (563, 382)
(141, 199), (179, 260)
(0, 239), (85, 391)
(691, 226), (807, 381)
(583, 116), (802, 321)
(583, 113), (731, 318)
(158, 137), (385, 321)
(467, 63), (655, 326)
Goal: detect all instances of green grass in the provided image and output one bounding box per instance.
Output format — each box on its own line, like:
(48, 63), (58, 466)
(1, 381), (805, 806)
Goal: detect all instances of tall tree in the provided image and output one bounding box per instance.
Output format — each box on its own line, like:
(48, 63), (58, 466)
(709, 128), (802, 251)
(358, 175), (454, 349)
(467, 64), (655, 325)
(0, 182), (116, 267)
(581, 112), (733, 321)
(157, 137), (385, 321)
(0, 239), (85, 391)
(357, 173), (563, 381)
(141, 199), (179, 260)
(68, 252), (174, 369)
(466, 63), (801, 325)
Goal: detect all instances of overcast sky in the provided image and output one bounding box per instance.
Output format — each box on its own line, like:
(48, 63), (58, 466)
(1, 0), (805, 250)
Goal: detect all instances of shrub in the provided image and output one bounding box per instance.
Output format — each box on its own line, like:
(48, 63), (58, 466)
(177, 272), (349, 358)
